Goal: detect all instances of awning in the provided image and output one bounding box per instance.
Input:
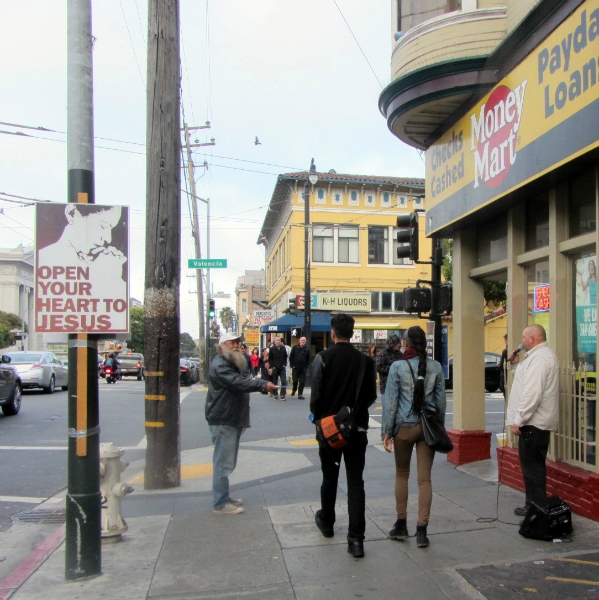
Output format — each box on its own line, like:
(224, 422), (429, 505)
(259, 312), (331, 333)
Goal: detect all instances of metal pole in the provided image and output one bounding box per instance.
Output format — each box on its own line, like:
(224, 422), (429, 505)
(432, 238), (443, 364)
(304, 180), (311, 353)
(183, 123), (205, 345)
(205, 198), (211, 377)
(65, 0), (101, 580)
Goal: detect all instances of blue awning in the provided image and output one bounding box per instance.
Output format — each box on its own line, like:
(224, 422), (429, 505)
(259, 312), (331, 333)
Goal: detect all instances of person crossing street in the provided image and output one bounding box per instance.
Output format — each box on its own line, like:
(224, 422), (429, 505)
(289, 337), (310, 399)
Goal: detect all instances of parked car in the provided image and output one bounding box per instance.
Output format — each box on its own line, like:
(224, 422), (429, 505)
(4, 351), (68, 394)
(445, 352), (502, 393)
(117, 352), (145, 380)
(180, 359), (194, 386)
(0, 354), (22, 416)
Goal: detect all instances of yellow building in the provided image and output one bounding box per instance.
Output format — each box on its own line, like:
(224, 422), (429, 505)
(257, 170), (431, 352)
(380, 0), (599, 519)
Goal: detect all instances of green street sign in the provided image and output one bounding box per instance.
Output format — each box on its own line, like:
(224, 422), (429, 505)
(188, 259), (227, 269)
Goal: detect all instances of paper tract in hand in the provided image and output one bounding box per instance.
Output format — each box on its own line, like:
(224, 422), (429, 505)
(35, 203), (129, 333)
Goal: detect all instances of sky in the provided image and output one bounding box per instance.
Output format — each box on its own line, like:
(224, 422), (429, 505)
(0, 0), (424, 340)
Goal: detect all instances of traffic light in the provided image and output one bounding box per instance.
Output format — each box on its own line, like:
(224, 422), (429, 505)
(396, 212), (419, 261)
(288, 298), (297, 315)
(438, 283), (453, 314)
(208, 299), (216, 319)
(402, 286), (432, 313)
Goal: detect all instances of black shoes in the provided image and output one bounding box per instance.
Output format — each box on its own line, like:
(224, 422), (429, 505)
(389, 519), (409, 540)
(416, 525), (429, 548)
(314, 510), (334, 538)
(298, 395), (305, 399)
(514, 506), (528, 516)
(347, 537), (365, 558)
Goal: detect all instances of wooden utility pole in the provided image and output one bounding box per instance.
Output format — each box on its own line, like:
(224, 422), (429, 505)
(144, 0), (181, 489)
(65, 0), (101, 580)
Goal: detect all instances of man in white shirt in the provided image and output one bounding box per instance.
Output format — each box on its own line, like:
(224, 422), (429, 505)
(507, 324), (559, 516)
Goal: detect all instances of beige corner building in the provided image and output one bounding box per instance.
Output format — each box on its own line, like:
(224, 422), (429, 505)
(257, 171), (431, 353)
(380, 0), (599, 519)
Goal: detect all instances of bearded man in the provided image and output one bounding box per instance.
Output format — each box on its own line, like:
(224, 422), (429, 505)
(206, 332), (277, 515)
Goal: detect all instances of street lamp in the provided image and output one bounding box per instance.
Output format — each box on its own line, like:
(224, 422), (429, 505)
(304, 158), (318, 356)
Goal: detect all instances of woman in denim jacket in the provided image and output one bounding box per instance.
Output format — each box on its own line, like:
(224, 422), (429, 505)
(382, 326), (446, 548)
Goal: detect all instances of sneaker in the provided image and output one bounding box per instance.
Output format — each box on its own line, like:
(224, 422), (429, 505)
(298, 395), (305, 400)
(514, 506), (528, 516)
(315, 510), (334, 538)
(280, 395), (286, 401)
(229, 498), (243, 506)
(213, 503), (245, 515)
(389, 519), (409, 540)
(416, 525), (429, 548)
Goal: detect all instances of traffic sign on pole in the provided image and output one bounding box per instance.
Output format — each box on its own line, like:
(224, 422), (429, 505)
(188, 259), (227, 269)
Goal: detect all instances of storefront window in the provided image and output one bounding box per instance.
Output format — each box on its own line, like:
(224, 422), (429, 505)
(573, 251), (597, 371)
(476, 213), (507, 266)
(526, 260), (550, 338)
(382, 292), (393, 311)
(525, 192), (549, 250)
(569, 167), (597, 238)
(371, 291), (380, 311)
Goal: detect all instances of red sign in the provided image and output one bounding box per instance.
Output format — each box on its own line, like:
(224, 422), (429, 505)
(533, 284), (550, 312)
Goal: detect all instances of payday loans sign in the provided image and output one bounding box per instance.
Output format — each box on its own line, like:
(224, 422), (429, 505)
(35, 203), (130, 333)
(425, 2), (599, 234)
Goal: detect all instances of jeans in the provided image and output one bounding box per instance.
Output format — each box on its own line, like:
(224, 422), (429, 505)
(393, 423), (435, 525)
(291, 367), (307, 395)
(271, 366), (287, 396)
(318, 431), (368, 540)
(210, 425), (243, 510)
(518, 425), (551, 507)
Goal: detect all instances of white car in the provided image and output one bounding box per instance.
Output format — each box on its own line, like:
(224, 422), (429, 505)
(4, 351), (68, 394)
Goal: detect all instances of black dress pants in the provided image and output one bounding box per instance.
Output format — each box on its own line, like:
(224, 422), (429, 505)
(518, 425), (551, 507)
(318, 432), (367, 541)
(291, 367), (307, 395)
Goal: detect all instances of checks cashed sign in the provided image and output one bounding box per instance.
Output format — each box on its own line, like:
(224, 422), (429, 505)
(35, 203), (129, 333)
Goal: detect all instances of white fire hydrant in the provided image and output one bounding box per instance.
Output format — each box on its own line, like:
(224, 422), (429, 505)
(100, 442), (134, 543)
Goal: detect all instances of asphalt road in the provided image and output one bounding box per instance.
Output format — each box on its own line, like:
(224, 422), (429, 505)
(0, 382), (507, 531)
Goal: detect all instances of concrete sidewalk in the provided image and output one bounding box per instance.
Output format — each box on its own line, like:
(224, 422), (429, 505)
(2, 430), (599, 599)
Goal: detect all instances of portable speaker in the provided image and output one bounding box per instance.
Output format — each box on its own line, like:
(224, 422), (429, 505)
(518, 496), (573, 541)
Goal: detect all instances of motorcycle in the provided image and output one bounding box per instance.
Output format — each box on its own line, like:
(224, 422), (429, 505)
(105, 365), (120, 384)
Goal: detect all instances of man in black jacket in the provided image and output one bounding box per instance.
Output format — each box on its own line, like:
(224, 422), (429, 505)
(310, 314), (377, 558)
(268, 337), (288, 400)
(206, 332), (277, 515)
(289, 336), (310, 399)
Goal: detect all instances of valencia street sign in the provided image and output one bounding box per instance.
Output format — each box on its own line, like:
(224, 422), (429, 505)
(188, 259), (227, 269)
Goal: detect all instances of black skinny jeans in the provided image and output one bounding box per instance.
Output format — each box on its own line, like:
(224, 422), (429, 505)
(318, 431), (368, 541)
(518, 425), (551, 507)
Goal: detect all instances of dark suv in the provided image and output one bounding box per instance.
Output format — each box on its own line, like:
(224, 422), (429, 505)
(117, 352), (145, 380)
(0, 354), (22, 416)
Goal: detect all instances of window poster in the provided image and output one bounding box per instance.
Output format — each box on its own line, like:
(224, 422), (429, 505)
(575, 256), (597, 355)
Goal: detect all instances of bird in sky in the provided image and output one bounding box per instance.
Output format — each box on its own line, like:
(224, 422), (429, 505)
(254, 136), (261, 146)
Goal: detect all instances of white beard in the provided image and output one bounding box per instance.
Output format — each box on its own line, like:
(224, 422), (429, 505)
(221, 347), (247, 372)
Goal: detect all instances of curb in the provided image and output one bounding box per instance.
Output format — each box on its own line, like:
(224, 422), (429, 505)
(0, 525), (65, 600)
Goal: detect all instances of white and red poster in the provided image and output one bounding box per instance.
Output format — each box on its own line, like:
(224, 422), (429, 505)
(35, 203), (129, 333)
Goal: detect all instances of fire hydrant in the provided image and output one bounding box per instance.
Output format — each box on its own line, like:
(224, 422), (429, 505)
(100, 442), (134, 543)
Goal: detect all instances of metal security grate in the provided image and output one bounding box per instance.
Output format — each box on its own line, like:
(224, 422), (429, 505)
(12, 508), (67, 524)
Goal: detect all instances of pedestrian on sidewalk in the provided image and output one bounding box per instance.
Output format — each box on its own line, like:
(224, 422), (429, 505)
(269, 337), (288, 400)
(239, 343), (252, 378)
(250, 347), (260, 377)
(289, 336), (310, 399)
(507, 324), (559, 517)
(310, 313), (377, 558)
(382, 326), (446, 548)
(205, 332), (278, 515)
(376, 334), (403, 403)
